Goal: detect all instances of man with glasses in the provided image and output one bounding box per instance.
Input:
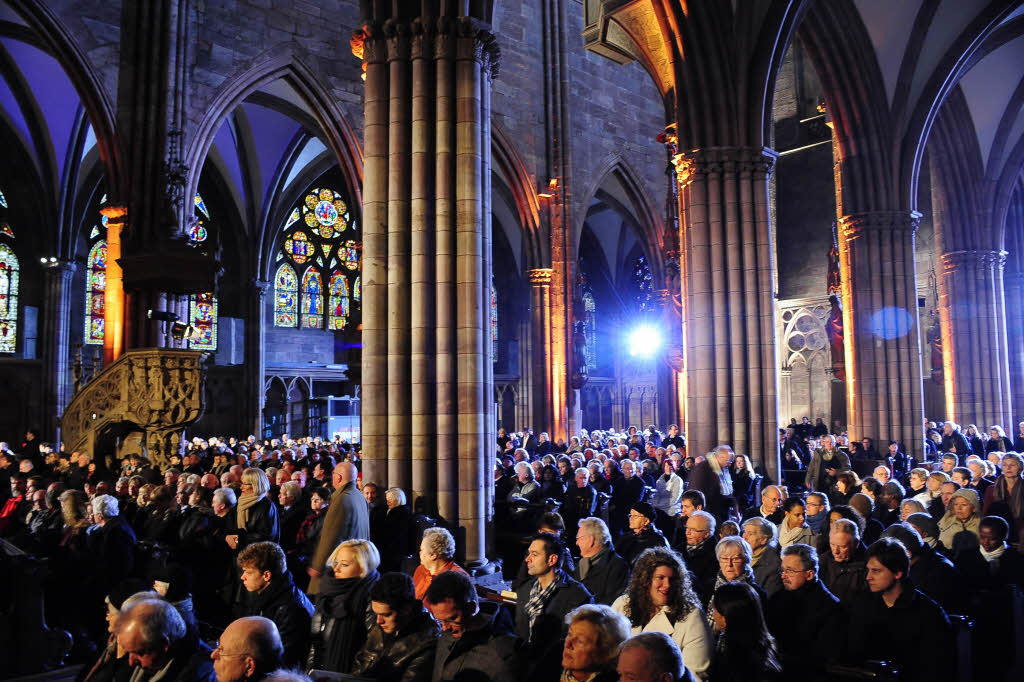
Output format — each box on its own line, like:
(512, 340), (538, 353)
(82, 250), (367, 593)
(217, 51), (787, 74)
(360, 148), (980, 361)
(767, 544), (842, 679)
(613, 501), (668, 564)
(424, 570), (518, 682)
(117, 598), (216, 681)
(572, 517), (629, 606)
(680, 510), (718, 602)
(211, 616), (283, 682)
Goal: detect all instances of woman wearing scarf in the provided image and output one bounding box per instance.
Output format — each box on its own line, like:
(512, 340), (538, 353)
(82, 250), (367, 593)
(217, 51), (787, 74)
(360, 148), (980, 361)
(939, 488), (981, 549)
(307, 539), (381, 673)
(225, 467), (280, 552)
(984, 452), (1024, 547)
(778, 497), (814, 548)
(706, 536), (767, 629)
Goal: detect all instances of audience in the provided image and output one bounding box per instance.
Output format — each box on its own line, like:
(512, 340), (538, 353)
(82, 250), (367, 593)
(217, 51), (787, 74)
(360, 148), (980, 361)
(559, 604), (630, 682)
(307, 539), (379, 673)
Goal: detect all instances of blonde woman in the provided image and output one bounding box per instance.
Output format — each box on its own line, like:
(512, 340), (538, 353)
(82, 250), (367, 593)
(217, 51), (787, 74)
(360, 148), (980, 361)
(308, 539), (381, 673)
(226, 467), (279, 551)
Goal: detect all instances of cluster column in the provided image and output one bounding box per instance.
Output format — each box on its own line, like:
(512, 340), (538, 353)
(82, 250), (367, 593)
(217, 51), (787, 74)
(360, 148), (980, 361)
(837, 211), (925, 456)
(527, 268), (554, 431)
(355, 16), (498, 564)
(938, 250), (1012, 428)
(245, 279), (270, 438)
(675, 146), (780, 482)
(41, 261), (76, 440)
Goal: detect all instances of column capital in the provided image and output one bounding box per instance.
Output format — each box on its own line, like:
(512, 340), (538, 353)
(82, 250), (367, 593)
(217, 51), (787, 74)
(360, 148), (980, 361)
(384, 19), (412, 62)
(940, 249), (1008, 275)
(672, 146), (778, 188)
(41, 259), (77, 277)
(248, 278), (271, 298)
(527, 268), (553, 286)
(838, 211), (921, 241)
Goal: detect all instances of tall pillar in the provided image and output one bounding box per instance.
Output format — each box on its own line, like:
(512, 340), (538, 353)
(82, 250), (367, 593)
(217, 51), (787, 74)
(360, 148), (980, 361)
(246, 279), (269, 438)
(1007, 271), (1024, 419)
(354, 12), (498, 564)
(41, 261), (76, 441)
(938, 250), (1012, 428)
(837, 211), (925, 458)
(527, 268), (553, 432)
(675, 147), (781, 481)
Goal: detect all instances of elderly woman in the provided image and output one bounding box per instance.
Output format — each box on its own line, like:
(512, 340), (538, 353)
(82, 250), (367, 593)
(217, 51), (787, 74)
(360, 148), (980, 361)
(377, 487), (412, 572)
(709, 536), (767, 620)
(560, 604), (632, 682)
(308, 539), (381, 673)
(899, 498), (926, 522)
(984, 451), (1024, 546)
(413, 527), (467, 601)
(778, 497), (814, 548)
(225, 467), (280, 552)
(986, 425), (1013, 454)
(611, 547), (714, 680)
(939, 488), (981, 548)
(653, 459), (684, 523)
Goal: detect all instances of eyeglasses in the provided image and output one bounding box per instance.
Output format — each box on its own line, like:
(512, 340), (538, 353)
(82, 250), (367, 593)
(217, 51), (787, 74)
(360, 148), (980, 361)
(718, 556), (744, 565)
(212, 643), (252, 659)
(781, 568), (807, 575)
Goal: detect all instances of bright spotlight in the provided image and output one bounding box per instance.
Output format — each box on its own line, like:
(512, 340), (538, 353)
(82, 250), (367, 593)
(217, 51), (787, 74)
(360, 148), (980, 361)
(627, 325), (662, 358)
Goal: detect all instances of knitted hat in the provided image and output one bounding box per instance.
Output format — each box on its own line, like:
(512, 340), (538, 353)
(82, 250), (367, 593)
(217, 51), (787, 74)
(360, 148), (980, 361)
(631, 501), (656, 522)
(906, 512), (939, 540)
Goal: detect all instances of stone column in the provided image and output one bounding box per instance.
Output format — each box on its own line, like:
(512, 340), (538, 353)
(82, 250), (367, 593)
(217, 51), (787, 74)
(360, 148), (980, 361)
(1006, 271), (1024, 417)
(938, 250), (1012, 428)
(527, 268), (553, 431)
(675, 147), (781, 481)
(354, 15), (498, 564)
(246, 279), (269, 438)
(41, 261), (76, 441)
(837, 211), (925, 458)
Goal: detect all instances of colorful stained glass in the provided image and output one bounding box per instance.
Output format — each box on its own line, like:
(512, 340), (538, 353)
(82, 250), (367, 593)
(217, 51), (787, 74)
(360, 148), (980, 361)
(188, 221), (208, 242)
(0, 188), (6, 208)
(341, 241), (359, 271)
(285, 207), (300, 229)
(631, 255), (653, 312)
(85, 241), (107, 344)
(320, 244), (332, 259)
(90, 225), (100, 239)
(194, 194), (210, 218)
(354, 276), (361, 304)
(284, 232), (311, 264)
(1, 224), (12, 239)
(275, 263), (298, 327)
(328, 273), (349, 330)
(491, 278), (498, 356)
(315, 200), (338, 227)
(302, 267), (323, 328)
(583, 290), (596, 371)
(189, 292), (217, 350)
(0, 243), (19, 353)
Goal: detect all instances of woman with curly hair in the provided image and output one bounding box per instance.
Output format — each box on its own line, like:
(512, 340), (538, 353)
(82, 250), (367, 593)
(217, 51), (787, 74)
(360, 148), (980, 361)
(610, 547), (713, 680)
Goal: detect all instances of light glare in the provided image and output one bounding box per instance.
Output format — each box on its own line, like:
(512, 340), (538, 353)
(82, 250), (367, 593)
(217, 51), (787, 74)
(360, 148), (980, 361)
(627, 326), (662, 358)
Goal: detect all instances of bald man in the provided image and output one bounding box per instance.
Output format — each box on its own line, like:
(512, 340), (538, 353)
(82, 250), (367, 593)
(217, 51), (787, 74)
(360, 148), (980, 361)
(306, 461), (370, 593)
(741, 485), (785, 525)
(117, 599), (215, 681)
(211, 616), (283, 682)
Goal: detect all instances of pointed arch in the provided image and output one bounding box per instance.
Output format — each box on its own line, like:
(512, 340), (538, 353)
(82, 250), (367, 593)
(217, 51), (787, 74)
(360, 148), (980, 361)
(491, 121), (544, 268)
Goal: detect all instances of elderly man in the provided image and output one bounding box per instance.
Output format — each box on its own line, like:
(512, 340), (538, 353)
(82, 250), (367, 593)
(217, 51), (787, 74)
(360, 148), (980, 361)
(805, 435), (852, 493)
(742, 486), (784, 525)
(941, 421), (973, 463)
(117, 598), (215, 681)
(681, 510), (718, 602)
(572, 517), (629, 606)
(767, 544), (842, 679)
(617, 632), (699, 682)
(425, 570), (518, 682)
(211, 616), (283, 682)
(820, 518), (866, 605)
(742, 517), (783, 597)
(686, 444), (736, 523)
(307, 461), (369, 593)
(213, 487), (237, 518)
(613, 502), (669, 564)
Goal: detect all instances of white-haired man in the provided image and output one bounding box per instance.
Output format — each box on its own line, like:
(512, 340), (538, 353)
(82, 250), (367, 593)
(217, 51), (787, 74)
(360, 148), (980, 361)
(572, 517), (629, 605)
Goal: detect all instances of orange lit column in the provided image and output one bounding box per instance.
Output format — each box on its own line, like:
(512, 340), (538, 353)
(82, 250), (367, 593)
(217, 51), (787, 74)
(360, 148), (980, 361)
(527, 268), (554, 432)
(100, 204), (126, 365)
(675, 147), (780, 482)
(838, 212), (924, 458)
(938, 250), (1012, 429)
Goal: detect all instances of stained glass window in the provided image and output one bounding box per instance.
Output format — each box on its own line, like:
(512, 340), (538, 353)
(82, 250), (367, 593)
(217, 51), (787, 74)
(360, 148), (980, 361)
(631, 255), (654, 312)
(189, 292), (217, 349)
(583, 290), (596, 371)
(1, 224), (13, 239)
(301, 267), (323, 328)
(275, 263), (298, 326)
(491, 277), (498, 357)
(274, 185), (360, 329)
(354, 276), (361, 304)
(85, 240), (107, 343)
(0, 188), (6, 208)
(0, 243), (18, 353)
(194, 194), (210, 218)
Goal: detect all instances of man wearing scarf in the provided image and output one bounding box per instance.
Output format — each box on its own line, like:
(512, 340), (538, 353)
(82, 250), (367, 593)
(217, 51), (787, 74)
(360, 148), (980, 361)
(977, 516), (1024, 588)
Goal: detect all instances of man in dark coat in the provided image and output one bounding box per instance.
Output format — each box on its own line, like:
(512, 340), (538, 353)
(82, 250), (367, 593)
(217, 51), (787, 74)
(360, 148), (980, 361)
(940, 421), (973, 464)
(425, 570), (519, 682)
(846, 538), (952, 682)
(881, 522), (964, 615)
(662, 425), (686, 450)
(679, 510), (719, 603)
(236, 541), (314, 668)
(686, 445), (737, 523)
(741, 485), (785, 526)
(820, 519), (867, 606)
(613, 502), (669, 564)
(307, 462), (369, 593)
(768, 544), (843, 680)
(572, 517), (629, 606)
(116, 599), (216, 682)
(516, 534), (593, 679)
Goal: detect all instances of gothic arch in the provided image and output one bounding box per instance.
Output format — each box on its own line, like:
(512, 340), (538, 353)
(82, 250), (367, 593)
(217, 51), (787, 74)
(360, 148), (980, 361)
(491, 122), (544, 269)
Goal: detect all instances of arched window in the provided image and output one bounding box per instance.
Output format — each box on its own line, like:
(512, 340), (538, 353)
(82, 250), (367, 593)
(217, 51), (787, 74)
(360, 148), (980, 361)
(0, 188), (18, 353)
(631, 255), (653, 312)
(273, 186), (361, 329)
(491, 276), (498, 357)
(186, 193), (217, 350)
(85, 238), (106, 343)
(582, 289), (597, 372)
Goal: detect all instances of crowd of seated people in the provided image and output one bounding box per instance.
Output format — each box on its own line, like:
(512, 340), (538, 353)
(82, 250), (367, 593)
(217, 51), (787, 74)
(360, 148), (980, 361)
(0, 416), (1022, 682)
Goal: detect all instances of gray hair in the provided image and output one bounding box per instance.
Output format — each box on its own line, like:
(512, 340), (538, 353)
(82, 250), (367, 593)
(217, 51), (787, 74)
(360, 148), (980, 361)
(620, 632), (683, 680)
(91, 494), (119, 519)
(116, 599), (186, 649)
(514, 461), (536, 481)
(900, 499), (925, 515)
(564, 604), (631, 661)
(742, 516), (777, 542)
(781, 543), (819, 574)
(688, 510), (717, 535)
(385, 487), (407, 506)
(279, 481), (301, 501)
(830, 518), (861, 542)
(714, 535), (753, 564)
(421, 527), (456, 561)
(579, 517), (612, 547)
(213, 487), (237, 507)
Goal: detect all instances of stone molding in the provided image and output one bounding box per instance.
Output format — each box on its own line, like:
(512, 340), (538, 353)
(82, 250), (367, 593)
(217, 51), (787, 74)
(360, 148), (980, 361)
(940, 249), (1008, 275)
(838, 211), (921, 241)
(356, 18), (499, 77)
(672, 146), (778, 188)
(527, 268), (554, 286)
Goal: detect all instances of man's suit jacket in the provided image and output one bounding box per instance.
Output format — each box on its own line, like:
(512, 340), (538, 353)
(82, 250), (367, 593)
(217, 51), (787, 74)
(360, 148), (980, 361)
(307, 481), (370, 593)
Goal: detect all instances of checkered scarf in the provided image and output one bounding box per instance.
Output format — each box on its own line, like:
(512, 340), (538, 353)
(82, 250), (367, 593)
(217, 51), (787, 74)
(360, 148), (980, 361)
(525, 570), (563, 637)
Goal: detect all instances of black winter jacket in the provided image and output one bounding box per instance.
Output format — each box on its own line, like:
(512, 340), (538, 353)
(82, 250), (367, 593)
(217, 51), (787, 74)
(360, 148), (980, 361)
(613, 524), (669, 564)
(242, 571), (314, 668)
(820, 545), (868, 606)
(229, 496), (281, 549)
(768, 579), (843, 679)
(351, 608), (440, 682)
(432, 600), (519, 682)
(308, 571), (379, 673)
(571, 547), (629, 606)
